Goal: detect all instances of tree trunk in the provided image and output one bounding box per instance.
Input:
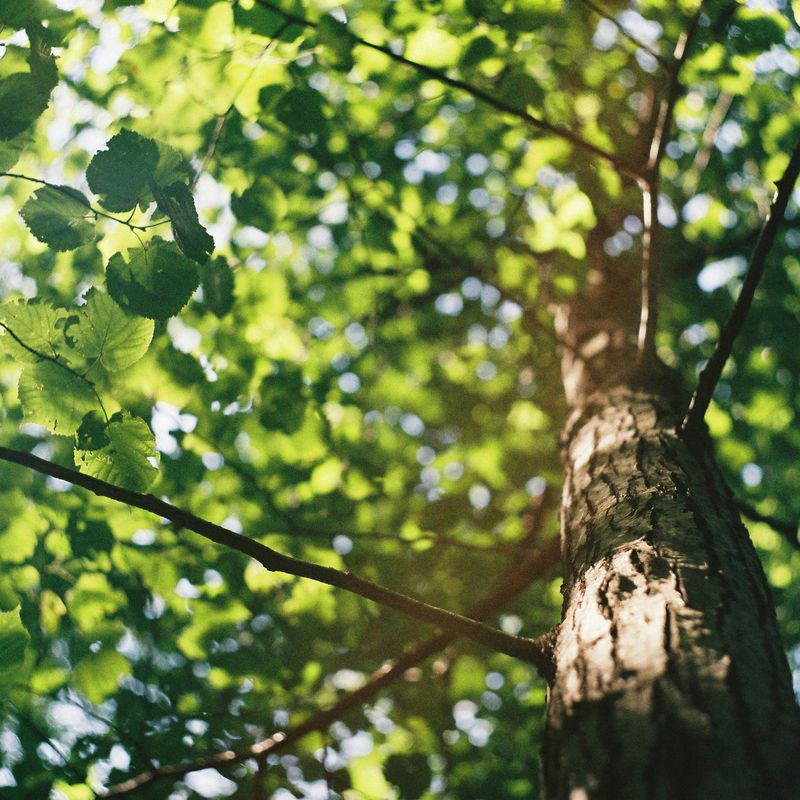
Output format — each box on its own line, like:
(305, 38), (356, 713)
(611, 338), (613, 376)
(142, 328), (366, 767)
(542, 262), (800, 799)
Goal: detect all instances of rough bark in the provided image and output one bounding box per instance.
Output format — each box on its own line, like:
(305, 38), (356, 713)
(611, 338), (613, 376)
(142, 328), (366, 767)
(542, 259), (800, 799)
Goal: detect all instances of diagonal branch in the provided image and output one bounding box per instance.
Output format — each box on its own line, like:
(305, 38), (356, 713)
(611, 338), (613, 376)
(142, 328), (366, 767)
(250, 0), (640, 179)
(580, 0), (670, 66)
(637, 0), (709, 359)
(737, 501), (800, 552)
(0, 445), (548, 667)
(100, 521), (561, 796)
(681, 136), (800, 439)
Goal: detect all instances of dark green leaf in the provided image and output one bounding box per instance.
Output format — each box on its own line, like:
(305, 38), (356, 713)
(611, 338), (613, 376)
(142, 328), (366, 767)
(275, 88), (326, 135)
(0, 74), (50, 140)
(19, 185), (95, 251)
(86, 129), (159, 212)
(317, 15), (354, 71)
(231, 176), (288, 231)
(106, 238), (200, 319)
(75, 411), (110, 451)
(152, 181), (214, 264)
(202, 257), (235, 317)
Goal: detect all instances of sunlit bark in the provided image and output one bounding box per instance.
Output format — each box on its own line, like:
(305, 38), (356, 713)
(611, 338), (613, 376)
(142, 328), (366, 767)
(542, 261), (800, 799)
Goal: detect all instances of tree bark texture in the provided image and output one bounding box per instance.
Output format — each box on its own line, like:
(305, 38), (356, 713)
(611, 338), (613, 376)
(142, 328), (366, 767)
(542, 262), (800, 799)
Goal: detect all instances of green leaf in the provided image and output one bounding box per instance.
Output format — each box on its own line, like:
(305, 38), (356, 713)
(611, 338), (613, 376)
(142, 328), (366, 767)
(19, 185), (95, 251)
(74, 412), (159, 492)
(0, 74), (51, 141)
(73, 649), (131, 704)
(18, 361), (97, 435)
(0, 300), (68, 363)
(0, 1), (55, 28)
(86, 129), (159, 212)
(0, 134), (32, 172)
(275, 88), (326, 134)
(202, 257), (235, 317)
(153, 141), (193, 187)
(0, 608), (30, 694)
(71, 290), (154, 371)
(231, 176), (288, 231)
(106, 239), (200, 320)
(75, 411), (109, 451)
(152, 181), (214, 264)
(317, 15), (354, 71)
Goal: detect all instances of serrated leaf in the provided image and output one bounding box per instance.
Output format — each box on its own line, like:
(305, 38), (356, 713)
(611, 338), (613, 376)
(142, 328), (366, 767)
(20, 185), (94, 251)
(18, 361), (97, 435)
(0, 73), (51, 140)
(0, 607), (30, 694)
(0, 301), (68, 363)
(86, 129), (159, 212)
(231, 176), (287, 231)
(105, 239), (200, 320)
(71, 290), (154, 371)
(202, 257), (235, 317)
(74, 412), (159, 492)
(152, 182), (214, 264)
(275, 88), (326, 134)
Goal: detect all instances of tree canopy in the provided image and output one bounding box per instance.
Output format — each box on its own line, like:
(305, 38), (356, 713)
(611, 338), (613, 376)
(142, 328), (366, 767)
(0, 0), (798, 798)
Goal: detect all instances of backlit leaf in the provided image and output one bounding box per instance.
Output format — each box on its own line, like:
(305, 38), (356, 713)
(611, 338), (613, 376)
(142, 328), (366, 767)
(18, 361), (97, 435)
(106, 239), (200, 320)
(152, 181), (214, 264)
(74, 412), (159, 492)
(20, 185), (94, 251)
(71, 290), (154, 371)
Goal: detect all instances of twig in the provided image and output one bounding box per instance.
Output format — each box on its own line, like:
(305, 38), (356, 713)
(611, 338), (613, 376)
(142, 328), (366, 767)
(637, 0), (709, 359)
(100, 528), (561, 796)
(580, 0), (670, 66)
(683, 91), (734, 196)
(0, 172), (166, 233)
(0, 445), (548, 667)
(681, 136), (800, 439)
(737, 501), (799, 552)
(250, 0), (641, 179)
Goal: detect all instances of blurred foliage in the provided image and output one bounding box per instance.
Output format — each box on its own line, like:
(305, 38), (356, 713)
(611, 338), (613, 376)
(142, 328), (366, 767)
(0, 0), (797, 798)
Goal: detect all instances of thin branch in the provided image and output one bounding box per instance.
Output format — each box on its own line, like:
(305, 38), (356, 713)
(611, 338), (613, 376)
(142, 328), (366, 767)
(637, 0), (709, 359)
(0, 172), (166, 233)
(100, 526), (561, 797)
(250, 0), (640, 179)
(580, 0), (670, 66)
(681, 136), (800, 439)
(0, 445), (547, 668)
(682, 91), (734, 196)
(737, 501), (800, 552)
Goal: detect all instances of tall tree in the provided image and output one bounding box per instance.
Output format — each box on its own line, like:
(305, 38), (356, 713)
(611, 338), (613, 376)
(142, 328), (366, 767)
(0, 1), (798, 798)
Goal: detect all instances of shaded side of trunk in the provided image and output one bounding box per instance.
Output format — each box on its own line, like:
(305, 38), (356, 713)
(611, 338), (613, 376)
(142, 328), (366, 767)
(542, 260), (800, 799)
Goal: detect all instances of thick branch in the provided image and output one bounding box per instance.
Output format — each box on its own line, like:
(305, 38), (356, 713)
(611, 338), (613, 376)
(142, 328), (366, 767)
(251, 0), (639, 178)
(0, 445), (546, 666)
(681, 136), (800, 438)
(100, 534), (561, 796)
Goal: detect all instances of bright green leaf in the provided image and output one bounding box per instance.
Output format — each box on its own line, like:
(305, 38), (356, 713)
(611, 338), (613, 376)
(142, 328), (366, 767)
(231, 176), (287, 231)
(71, 290), (154, 371)
(18, 361), (96, 435)
(0, 300), (68, 363)
(0, 607), (30, 694)
(74, 649), (131, 703)
(74, 412), (159, 492)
